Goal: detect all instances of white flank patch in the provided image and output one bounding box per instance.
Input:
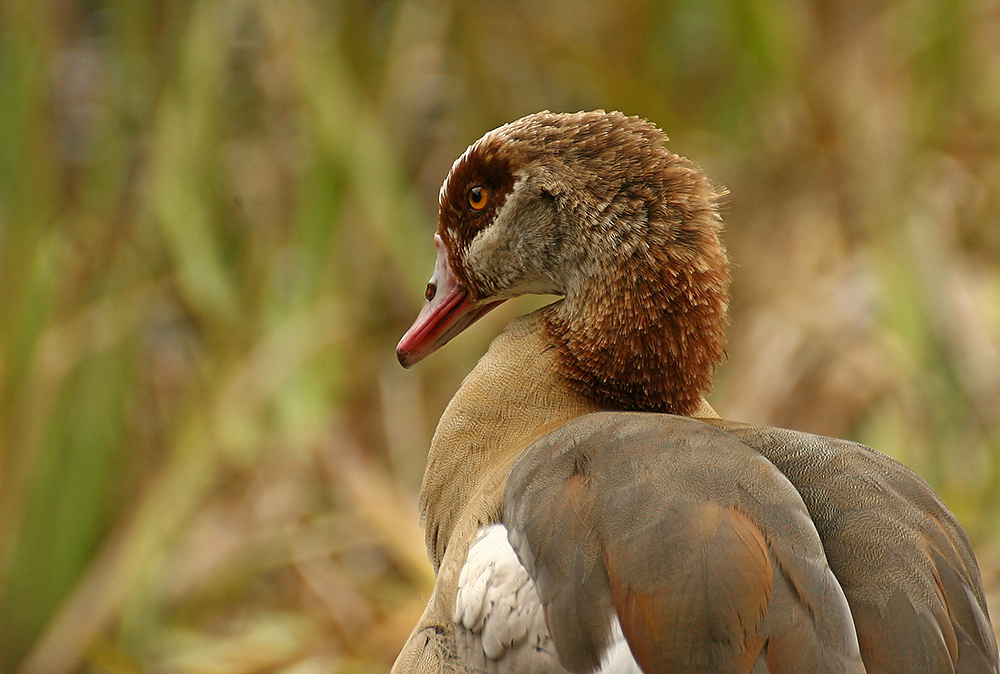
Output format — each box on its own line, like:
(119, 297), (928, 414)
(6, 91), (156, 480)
(454, 524), (642, 673)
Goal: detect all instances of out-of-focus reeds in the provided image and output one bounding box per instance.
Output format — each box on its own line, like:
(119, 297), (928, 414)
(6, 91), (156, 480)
(1, 0), (998, 671)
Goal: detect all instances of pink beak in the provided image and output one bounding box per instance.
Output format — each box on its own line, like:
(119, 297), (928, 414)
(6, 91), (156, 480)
(396, 234), (504, 368)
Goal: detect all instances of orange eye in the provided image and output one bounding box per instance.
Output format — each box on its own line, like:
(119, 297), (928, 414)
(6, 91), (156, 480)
(468, 186), (489, 211)
(425, 282), (436, 302)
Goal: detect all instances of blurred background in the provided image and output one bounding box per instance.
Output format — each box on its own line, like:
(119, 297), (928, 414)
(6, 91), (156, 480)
(1, 0), (999, 671)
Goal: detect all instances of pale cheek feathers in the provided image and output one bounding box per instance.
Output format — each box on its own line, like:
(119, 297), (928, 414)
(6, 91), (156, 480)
(464, 229), (559, 298)
(461, 182), (566, 299)
(462, 224), (511, 296)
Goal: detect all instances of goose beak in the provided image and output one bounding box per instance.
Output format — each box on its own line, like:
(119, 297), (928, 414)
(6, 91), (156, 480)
(397, 234), (504, 368)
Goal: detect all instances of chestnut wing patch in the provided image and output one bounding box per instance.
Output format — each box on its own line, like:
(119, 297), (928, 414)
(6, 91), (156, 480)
(504, 412), (865, 674)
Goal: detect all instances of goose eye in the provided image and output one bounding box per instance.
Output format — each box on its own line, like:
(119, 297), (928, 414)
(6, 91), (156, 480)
(425, 282), (436, 302)
(468, 186), (489, 211)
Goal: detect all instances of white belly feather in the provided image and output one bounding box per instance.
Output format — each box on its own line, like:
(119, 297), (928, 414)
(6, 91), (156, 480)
(454, 524), (642, 673)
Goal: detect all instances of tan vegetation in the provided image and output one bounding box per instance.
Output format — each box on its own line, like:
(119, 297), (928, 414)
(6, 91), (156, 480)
(1, 0), (998, 671)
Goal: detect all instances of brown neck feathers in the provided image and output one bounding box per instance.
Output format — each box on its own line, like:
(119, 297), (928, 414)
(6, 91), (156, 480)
(541, 148), (729, 416)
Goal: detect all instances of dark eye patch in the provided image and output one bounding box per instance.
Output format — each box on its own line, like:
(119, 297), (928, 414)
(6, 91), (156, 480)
(440, 143), (517, 253)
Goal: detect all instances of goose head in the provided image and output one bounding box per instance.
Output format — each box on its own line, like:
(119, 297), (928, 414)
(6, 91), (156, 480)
(397, 110), (730, 415)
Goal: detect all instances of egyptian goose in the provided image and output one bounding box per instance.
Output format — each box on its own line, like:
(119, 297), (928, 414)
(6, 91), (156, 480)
(392, 111), (999, 673)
